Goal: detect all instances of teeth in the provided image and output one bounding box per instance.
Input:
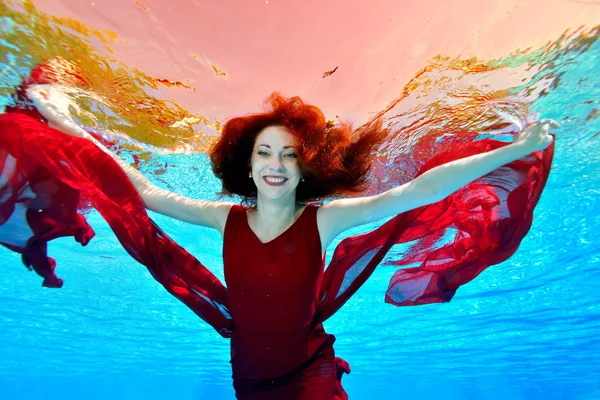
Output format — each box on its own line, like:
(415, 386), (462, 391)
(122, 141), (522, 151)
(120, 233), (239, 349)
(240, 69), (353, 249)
(265, 177), (286, 183)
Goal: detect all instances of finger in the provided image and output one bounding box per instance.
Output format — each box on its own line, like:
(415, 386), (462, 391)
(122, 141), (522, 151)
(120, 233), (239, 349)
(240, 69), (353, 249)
(497, 110), (525, 130)
(541, 124), (549, 135)
(540, 119), (560, 129)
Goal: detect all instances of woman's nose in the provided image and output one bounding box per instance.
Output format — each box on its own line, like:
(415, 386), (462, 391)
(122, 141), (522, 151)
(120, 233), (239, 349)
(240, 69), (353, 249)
(269, 156), (285, 171)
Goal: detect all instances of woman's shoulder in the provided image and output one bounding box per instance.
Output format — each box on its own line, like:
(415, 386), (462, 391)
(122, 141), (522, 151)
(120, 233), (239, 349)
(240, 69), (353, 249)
(223, 203), (247, 221)
(301, 204), (321, 232)
(304, 202), (322, 211)
(211, 202), (241, 237)
(229, 203), (246, 212)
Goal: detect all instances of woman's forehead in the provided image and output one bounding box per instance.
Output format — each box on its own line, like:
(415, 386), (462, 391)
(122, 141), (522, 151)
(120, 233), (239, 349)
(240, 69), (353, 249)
(254, 126), (298, 147)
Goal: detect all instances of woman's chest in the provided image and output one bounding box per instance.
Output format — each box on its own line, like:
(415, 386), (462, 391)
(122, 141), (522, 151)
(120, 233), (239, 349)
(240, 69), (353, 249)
(223, 233), (324, 330)
(224, 235), (322, 288)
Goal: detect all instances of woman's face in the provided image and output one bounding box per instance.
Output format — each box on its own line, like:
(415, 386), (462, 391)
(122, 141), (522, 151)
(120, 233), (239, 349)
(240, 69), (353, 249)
(250, 125), (302, 201)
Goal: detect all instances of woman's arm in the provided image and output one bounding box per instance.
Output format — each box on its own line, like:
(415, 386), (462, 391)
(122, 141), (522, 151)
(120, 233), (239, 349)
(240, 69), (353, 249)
(28, 85), (232, 233)
(317, 119), (558, 248)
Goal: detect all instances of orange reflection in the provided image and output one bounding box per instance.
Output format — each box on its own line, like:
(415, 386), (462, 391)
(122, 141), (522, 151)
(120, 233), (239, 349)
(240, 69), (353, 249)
(1, 0), (214, 151)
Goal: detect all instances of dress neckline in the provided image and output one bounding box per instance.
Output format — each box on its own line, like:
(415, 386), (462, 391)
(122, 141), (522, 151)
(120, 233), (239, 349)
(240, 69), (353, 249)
(244, 206), (310, 245)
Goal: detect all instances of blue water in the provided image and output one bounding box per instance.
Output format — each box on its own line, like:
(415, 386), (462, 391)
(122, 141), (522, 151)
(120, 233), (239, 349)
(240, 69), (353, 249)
(1, 20), (600, 400)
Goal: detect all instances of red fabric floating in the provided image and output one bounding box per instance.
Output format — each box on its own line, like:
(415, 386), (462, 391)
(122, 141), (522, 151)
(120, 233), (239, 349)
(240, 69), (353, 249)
(0, 103), (553, 331)
(0, 70), (553, 400)
(0, 74), (553, 398)
(0, 111), (233, 336)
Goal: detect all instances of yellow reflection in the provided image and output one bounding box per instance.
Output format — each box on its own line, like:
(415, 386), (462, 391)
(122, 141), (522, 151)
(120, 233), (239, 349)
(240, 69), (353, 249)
(0, 0), (216, 151)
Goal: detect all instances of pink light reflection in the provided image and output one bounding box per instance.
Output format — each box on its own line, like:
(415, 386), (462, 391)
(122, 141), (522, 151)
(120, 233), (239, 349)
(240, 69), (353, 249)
(33, 0), (599, 122)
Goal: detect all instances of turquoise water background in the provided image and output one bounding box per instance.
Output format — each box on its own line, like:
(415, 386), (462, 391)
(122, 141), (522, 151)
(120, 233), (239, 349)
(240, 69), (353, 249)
(1, 16), (600, 400)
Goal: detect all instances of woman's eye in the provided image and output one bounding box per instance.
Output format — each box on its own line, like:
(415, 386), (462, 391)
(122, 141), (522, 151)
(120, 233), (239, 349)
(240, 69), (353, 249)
(285, 153), (297, 158)
(257, 151), (269, 156)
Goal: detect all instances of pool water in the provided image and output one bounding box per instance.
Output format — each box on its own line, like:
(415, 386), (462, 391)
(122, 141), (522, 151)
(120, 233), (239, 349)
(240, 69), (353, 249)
(1, 1), (599, 399)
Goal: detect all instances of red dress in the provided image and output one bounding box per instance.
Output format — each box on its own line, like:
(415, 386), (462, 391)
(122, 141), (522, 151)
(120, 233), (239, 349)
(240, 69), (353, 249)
(0, 66), (554, 399)
(224, 204), (340, 399)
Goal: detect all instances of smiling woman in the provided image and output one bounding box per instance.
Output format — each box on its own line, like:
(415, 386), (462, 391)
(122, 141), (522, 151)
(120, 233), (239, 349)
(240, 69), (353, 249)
(209, 93), (388, 204)
(0, 64), (557, 399)
(251, 126), (302, 193)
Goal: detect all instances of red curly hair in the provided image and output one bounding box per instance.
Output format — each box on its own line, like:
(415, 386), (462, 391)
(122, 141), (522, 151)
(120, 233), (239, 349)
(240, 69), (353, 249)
(209, 93), (388, 203)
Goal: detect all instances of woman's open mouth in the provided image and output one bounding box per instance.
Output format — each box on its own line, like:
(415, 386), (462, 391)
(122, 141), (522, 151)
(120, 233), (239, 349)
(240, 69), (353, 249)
(263, 176), (288, 187)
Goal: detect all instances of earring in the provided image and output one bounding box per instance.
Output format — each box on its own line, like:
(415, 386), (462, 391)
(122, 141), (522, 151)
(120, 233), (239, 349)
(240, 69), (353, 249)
(301, 177), (305, 182)
(249, 172), (253, 178)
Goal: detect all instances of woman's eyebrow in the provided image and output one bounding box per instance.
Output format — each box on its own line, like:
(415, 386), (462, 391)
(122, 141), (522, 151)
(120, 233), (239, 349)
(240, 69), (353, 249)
(257, 144), (296, 150)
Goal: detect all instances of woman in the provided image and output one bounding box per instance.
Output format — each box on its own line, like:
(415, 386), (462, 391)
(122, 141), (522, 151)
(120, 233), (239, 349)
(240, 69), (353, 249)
(0, 66), (557, 399)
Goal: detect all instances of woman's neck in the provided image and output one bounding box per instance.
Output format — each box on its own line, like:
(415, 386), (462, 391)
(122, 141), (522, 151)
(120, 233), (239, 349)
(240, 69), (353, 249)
(252, 194), (302, 232)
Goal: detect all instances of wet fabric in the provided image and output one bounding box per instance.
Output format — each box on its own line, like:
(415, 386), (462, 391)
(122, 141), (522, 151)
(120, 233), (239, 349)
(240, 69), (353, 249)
(0, 75), (553, 398)
(0, 104), (555, 328)
(0, 110), (233, 336)
(232, 345), (341, 400)
(223, 204), (347, 398)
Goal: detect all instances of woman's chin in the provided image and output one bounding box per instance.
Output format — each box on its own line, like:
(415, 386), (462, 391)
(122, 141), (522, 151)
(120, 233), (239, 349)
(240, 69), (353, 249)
(258, 186), (297, 201)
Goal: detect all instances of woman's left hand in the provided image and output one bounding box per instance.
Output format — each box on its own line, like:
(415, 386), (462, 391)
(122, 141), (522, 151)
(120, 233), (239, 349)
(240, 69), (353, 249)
(512, 119), (560, 152)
